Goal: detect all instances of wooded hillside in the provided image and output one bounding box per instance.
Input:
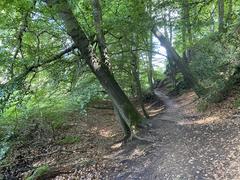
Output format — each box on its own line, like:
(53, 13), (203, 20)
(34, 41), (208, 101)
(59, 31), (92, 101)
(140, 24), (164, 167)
(1, 0), (240, 179)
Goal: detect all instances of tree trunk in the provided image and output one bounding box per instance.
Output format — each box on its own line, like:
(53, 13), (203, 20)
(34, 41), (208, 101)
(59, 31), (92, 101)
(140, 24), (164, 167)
(181, 10), (187, 50)
(163, 11), (176, 88)
(152, 26), (206, 97)
(147, 2), (154, 93)
(210, 3), (215, 32)
(91, 0), (132, 136)
(46, 0), (143, 131)
(148, 32), (154, 93)
(113, 104), (131, 139)
(181, 0), (192, 48)
(226, 0), (233, 26)
(130, 44), (149, 119)
(92, 0), (109, 65)
(218, 0), (225, 32)
(168, 10), (173, 44)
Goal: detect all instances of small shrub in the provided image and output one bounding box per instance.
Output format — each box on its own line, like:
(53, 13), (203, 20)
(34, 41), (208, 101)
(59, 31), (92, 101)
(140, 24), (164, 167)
(197, 99), (209, 112)
(234, 97), (240, 109)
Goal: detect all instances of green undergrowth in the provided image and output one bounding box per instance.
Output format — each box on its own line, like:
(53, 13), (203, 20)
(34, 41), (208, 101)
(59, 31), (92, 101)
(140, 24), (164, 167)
(234, 97), (240, 109)
(189, 30), (240, 109)
(189, 32), (240, 104)
(163, 29), (240, 112)
(0, 78), (107, 161)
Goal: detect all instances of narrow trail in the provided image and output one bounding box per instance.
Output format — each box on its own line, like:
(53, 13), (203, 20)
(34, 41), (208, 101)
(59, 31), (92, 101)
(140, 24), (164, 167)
(110, 91), (240, 180)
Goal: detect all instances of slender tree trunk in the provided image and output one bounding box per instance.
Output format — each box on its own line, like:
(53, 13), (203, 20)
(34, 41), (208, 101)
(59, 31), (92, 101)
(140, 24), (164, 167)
(185, 0), (192, 46)
(168, 10), (173, 45)
(92, 0), (109, 65)
(46, 0), (143, 133)
(163, 11), (169, 40)
(152, 26), (206, 97)
(210, 3), (215, 32)
(181, 5), (186, 50)
(130, 43), (149, 119)
(181, 0), (192, 48)
(148, 32), (154, 93)
(147, 1), (154, 93)
(218, 0), (225, 32)
(163, 12), (176, 88)
(226, 0), (233, 26)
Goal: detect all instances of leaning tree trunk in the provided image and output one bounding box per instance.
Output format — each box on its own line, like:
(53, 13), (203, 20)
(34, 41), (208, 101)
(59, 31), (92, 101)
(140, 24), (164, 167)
(46, 0), (143, 132)
(152, 26), (206, 97)
(163, 12), (176, 88)
(92, 0), (132, 137)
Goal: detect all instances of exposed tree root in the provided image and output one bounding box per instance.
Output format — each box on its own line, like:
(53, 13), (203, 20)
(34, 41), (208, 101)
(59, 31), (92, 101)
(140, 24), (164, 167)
(112, 131), (153, 147)
(137, 121), (152, 129)
(129, 134), (154, 143)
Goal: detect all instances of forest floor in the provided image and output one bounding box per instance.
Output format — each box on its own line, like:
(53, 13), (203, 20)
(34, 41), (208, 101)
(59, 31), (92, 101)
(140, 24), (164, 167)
(1, 89), (240, 179)
(0, 94), (163, 179)
(108, 90), (240, 179)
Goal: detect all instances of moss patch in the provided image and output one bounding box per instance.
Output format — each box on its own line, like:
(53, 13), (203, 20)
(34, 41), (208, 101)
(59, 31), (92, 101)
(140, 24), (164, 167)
(26, 165), (49, 180)
(57, 135), (81, 145)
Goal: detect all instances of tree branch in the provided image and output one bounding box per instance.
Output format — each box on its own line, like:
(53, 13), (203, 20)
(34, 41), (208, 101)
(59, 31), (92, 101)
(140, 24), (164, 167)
(0, 44), (77, 111)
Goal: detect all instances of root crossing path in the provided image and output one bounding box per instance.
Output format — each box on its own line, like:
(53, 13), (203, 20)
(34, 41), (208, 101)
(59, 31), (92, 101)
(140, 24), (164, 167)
(110, 91), (240, 180)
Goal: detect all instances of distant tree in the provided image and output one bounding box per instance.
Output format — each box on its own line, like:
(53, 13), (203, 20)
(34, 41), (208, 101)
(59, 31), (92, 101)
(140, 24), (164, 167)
(218, 0), (225, 32)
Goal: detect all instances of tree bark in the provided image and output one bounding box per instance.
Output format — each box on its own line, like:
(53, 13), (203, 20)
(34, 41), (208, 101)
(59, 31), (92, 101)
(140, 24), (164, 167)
(218, 0), (225, 32)
(91, 0), (132, 136)
(226, 0), (233, 26)
(113, 104), (131, 139)
(152, 26), (206, 97)
(92, 0), (109, 65)
(168, 10), (173, 45)
(46, 0), (143, 130)
(130, 42), (149, 119)
(148, 32), (154, 93)
(163, 11), (176, 88)
(147, 2), (154, 93)
(210, 3), (215, 32)
(181, 0), (192, 48)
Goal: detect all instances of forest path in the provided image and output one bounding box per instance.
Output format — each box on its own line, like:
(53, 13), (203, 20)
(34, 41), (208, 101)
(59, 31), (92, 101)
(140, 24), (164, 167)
(110, 90), (240, 180)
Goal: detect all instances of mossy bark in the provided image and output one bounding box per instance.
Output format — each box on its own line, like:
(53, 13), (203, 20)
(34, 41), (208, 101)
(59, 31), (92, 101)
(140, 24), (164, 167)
(113, 104), (131, 138)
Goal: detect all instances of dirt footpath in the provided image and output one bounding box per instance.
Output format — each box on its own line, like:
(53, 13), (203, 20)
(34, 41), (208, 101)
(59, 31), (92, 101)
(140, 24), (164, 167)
(109, 90), (240, 180)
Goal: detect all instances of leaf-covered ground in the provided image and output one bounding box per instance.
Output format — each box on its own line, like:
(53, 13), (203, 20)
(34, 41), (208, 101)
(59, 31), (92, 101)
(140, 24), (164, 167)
(0, 97), (163, 179)
(108, 90), (240, 179)
(1, 90), (240, 179)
